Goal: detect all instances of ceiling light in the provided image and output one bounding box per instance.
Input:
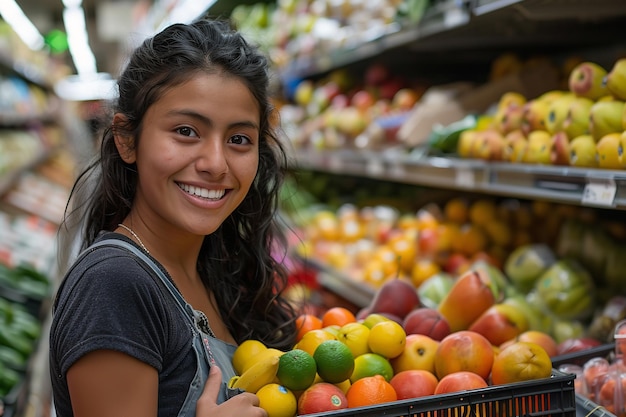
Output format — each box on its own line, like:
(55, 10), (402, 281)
(0, 0), (45, 50)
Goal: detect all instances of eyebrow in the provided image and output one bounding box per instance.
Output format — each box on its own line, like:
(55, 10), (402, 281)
(166, 108), (260, 131)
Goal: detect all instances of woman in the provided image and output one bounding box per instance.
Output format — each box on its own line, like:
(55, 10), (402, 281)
(50, 18), (298, 417)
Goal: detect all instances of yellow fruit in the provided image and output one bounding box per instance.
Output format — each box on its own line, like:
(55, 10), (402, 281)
(468, 199), (497, 227)
(295, 329), (336, 357)
(232, 339), (267, 375)
(410, 258), (441, 288)
(336, 322), (372, 358)
(230, 354), (280, 394)
(367, 321), (406, 359)
(444, 198), (469, 224)
(277, 349), (317, 391)
(590, 100), (625, 141)
(241, 348), (284, 374)
(569, 135), (598, 167)
(350, 352), (394, 383)
(596, 133), (623, 169)
(313, 340), (355, 384)
(256, 383), (297, 417)
(491, 342), (552, 385)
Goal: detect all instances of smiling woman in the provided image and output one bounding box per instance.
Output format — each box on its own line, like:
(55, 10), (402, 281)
(49, 18), (298, 417)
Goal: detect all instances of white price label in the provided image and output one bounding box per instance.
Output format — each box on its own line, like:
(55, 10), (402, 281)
(582, 179), (616, 206)
(455, 168), (475, 188)
(367, 159), (384, 176)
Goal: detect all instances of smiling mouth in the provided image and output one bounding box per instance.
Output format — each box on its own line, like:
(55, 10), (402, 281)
(177, 182), (226, 200)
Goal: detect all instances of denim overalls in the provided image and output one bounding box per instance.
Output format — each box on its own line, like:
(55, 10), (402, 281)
(90, 239), (241, 415)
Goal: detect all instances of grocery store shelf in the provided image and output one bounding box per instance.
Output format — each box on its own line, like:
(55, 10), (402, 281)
(292, 148), (626, 210)
(0, 149), (49, 198)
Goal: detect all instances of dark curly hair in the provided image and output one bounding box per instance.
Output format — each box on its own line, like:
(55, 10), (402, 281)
(59, 19), (297, 350)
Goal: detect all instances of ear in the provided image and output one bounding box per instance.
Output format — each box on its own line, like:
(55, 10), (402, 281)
(112, 113), (136, 164)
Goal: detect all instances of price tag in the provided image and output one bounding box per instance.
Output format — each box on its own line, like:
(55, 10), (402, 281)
(582, 178), (616, 207)
(366, 159), (385, 176)
(455, 167), (475, 188)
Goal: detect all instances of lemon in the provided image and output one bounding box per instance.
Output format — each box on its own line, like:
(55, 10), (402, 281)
(241, 348), (284, 374)
(350, 352), (394, 383)
(232, 339), (267, 375)
(367, 320), (406, 359)
(256, 383), (297, 417)
(313, 340), (355, 384)
(276, 349), (317, 391)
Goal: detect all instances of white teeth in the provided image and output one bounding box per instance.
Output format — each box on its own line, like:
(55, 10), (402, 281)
(178, 183), (225, 200)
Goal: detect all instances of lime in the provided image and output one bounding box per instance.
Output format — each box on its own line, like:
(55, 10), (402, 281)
(256, 383), (297, 417)
(350, 352), (394, 383)
(232, 339), (267, 375)
(276, 349), (317, 391)
(313, 340), (355, 384)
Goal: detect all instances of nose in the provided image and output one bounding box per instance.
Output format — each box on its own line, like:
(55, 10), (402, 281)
(195, 138), (228, 176)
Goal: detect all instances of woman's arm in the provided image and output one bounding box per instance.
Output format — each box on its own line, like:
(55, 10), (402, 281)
(67, 350), (158, 417)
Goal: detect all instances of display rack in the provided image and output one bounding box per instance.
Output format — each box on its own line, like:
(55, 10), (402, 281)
(293, 149), (626, 210)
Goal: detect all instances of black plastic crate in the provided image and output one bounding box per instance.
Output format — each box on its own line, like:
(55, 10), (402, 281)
(304, 369), (576, 417)
(576, 394), (617, 417)
(552, 344), (616, 368)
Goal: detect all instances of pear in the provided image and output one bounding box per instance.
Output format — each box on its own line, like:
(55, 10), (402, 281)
(569, 135), (598, 167)
(562, 97), (593, 139)
(568, 61), (609, 100)
(606, 58), (626, 100)
(595, 133), (622, 169)
(589, 100), (625, 141)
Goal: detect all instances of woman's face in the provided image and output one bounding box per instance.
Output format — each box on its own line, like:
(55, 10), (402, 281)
(123, 72), (260, 237)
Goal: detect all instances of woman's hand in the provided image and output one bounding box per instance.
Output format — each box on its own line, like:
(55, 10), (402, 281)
(196, 366), (268, 417)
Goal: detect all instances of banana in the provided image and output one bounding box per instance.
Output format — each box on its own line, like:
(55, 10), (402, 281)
(228, 354), (280, 394)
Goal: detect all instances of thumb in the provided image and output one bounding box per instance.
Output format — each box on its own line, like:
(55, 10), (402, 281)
(197, 365), (222, 412)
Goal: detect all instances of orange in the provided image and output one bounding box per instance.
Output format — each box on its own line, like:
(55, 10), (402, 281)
(444, 198), (469, 224)
(346, 374), (397, 407)
(491, 341), (552, 385)
(322, 307), (357, 328)
(295, 314), (323, 342)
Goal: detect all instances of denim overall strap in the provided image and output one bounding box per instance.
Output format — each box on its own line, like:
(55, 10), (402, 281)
(88, 239), (239, 414)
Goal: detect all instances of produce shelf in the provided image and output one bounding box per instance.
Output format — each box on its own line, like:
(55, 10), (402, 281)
(291, 149), (626, 210)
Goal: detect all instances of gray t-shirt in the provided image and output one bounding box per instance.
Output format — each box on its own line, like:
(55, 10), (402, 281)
(49, 233), (235, 417)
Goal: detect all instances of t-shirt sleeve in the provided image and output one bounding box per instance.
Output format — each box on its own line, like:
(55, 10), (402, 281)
(52, 253), (174, 376)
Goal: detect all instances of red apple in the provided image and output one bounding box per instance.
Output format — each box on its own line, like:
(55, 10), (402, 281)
(390, 370), (438, 400)
(390, 333), (440, 375)
(403, 308), (451, 341)
(468, 303), (529, 346)
(298, 382), (348, 415)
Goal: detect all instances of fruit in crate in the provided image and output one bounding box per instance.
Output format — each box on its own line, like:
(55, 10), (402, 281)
(389, 369), (438, 400)
(350, 352), (394, 383)
(256, 383), (297, 417)
(367, 320), (406, 359)
(434, 371), (488, 394)
(568, 61), (609, 100)
(491, 341), (552, 385)
(403, 307), (451, 341)
(589, 100), (625, 141)
(297, 382), (348, 414)
(468, 303), (529, 346)
(367, 277), (421, 320)
(336, 322), (372, 358)
(438, 268), (496, 332)
(434, 330), (495, 381)
(605, 58), (626, 100)
(532, 259), (596, 321)
(390, 333), (440, 374)
(502, 330), (558, 358)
